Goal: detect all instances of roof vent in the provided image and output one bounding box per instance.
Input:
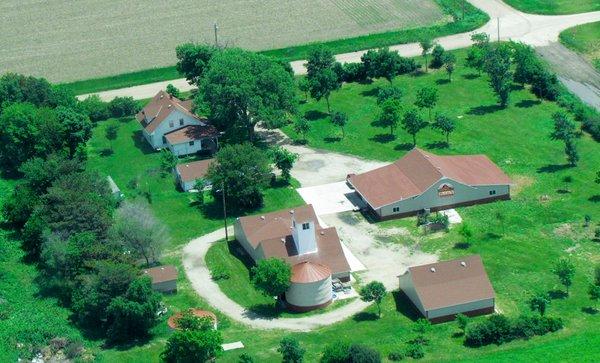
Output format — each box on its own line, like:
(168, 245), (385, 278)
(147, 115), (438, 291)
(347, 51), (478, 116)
(290, 210), (294, 215)
(168, 104), (172, 108)
(260, 215), (265, 220)
(460, 261), (466, 267)
(320, 231), (325, 235)
(280, 238), (285, 243)
(430, 267), (436, 273)
(160, 94), (164, 99)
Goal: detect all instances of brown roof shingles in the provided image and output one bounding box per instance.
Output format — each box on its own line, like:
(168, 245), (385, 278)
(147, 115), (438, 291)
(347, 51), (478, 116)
(348, 148), (511, 208)
(408, 255), (495, 311)
(136, 90), (205, 133)
(176, 159), (214, 182)
(143, 265), (178, 284)
(165, 125), (219, 144)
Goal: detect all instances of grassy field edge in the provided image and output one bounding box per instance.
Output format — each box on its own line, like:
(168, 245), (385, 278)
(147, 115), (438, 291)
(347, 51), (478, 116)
(61, 0), (488, 95)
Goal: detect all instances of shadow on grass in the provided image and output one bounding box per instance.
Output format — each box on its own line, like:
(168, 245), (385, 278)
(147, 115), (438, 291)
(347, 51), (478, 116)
(581, 307), (598, 315)
(548, 289), (568, 300)
(463, 73), (480, 80)
(516, 99), (541, 108)
(353, 312), (379, 322)
(99, 148), (113, 157)
(394, 143), (413, 151)
(467, 104), (503, 116)
(132, 130), (156, 155)
(537, 164), (571, 173)
(247, 304), (283, 318)
(393, 290), (421, 321)
(103, 335), (153, 351)
(452, 332), (465, 338)
(435, 79), (450, 85)
(454, 242), (471, 249)
(304, 110), (328, 121)
(425, 141), (448, 149)
(556, 189), (571, 194)
(484, 232), (502, 240)
(324, 136), (342, 143)
(370, 134), (396, 143)
(589, 195), (600, 203)
(361, 87), (380, 98)
(292, 139), (309, 145)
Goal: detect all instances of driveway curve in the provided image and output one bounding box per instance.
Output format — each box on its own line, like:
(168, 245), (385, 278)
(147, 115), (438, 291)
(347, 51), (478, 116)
(182, 227), (370, 332)
(79, 0), (600, 101)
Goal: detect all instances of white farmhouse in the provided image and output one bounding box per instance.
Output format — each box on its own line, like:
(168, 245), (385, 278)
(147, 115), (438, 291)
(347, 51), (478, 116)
(136, 90), (219, 156)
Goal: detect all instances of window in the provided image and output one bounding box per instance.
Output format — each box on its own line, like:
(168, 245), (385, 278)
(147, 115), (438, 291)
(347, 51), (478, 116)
(393, 207), (400, 213)
(162, 136), (167, 144)
(179, 118), (184, 126)
(489, 190), (497, 195)
(189, 141), (195, 146)
(302, 222), (310, 230)
(169, 120), (174, 127)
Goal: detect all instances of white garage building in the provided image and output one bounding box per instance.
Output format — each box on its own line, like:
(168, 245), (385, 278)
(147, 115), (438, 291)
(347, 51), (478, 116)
(399, 255), (496, 323)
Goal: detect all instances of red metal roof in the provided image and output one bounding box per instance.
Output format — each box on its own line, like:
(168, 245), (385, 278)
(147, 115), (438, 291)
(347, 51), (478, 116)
(291, 261), (332, 283)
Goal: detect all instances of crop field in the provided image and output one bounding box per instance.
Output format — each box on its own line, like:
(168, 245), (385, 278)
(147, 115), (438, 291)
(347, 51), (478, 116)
(0, 0), (446, 83)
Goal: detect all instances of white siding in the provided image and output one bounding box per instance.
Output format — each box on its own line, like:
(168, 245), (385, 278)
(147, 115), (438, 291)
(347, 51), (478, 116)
(427, 298), (495, 319)
(379, 178), (509, 217)
(398, 272), (426, 315)
(147, 109), (204, 149)
(286, 276), (332, 308)
(168, 139), (204, 156)
(152, 280), (177, 293)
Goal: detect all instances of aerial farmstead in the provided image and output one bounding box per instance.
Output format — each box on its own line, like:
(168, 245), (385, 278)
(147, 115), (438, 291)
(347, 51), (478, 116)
(347, 148), (511, 219)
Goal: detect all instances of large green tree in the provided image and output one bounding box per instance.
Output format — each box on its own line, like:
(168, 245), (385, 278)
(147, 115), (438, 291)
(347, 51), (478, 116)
(207, 143), (271, 209)
(359, 281), (387, 317)
(251, 258), (291, 300)
(161, 328), (223, 363)
(402, 108), (428, 146)
(306, 46), (341, 114)
(270, 146), (298, 182)
(199, 48), (297, 142)
(414, 86), (438, 121)
(278, 336), (305, 363)
(55, 106), (93, 156)
(550, 112), (579, 166)
(432, 113), (456, 145)
(484, 44), (513, 108)
(375, 99), (402, 136)
(175, 43), (217, 85)
(552, 258), (575, 295)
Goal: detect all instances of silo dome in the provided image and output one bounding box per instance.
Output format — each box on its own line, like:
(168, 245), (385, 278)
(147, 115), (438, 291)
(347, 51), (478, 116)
(286, 261), (333, 312)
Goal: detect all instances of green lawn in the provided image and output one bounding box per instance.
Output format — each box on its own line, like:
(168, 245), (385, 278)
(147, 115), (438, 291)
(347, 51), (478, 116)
(504, 0), (600, 14)
(560, 21), (600, 71)
(61, 0), (487, 95)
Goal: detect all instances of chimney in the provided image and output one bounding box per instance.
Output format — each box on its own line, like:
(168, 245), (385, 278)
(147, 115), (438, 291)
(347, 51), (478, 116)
(291, 216), (317, 255)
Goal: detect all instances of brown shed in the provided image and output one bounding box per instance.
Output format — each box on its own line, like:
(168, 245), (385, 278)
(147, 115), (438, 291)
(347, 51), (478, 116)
(143, 265), (178, 293)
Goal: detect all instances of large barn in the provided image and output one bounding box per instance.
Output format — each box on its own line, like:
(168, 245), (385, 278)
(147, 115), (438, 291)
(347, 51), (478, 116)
(234, 204), (351, 311)
(399, 255), (496, 323)
(136, 90), (219, 156)
(347, 148), (511, 220)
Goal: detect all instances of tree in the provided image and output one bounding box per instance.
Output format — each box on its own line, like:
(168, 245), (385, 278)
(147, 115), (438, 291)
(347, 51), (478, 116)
(458, 223), (473, 246)
(552, 258), (575, 295)
(160, 149), (178, 176)
(0, 73), (55, 109)
(298, 78), (310, 102)
(107, 96), (140, 118)
(347, 344), (381, 363)
(207, 143), (271, 209)
(466, 46), (487, 75)
(166, 84), (181, 98)
(111, 200), (169, 267)
(331, 111), (348, 138)
(550, 112), (578, 166)
(456, 313), (469, 335)
(529, 293), (550, 316)
(375, 99), (402, 136)
(402, 108), (428, 146)
(376, 85), (403, 105)
(419, 37), (434, 72)
(105, 122), (119, 152)
(306, 46), (336, 80)
(175, 43), (217, 84)
(359, 281), (386, 317)
(79, 94), (109, 122)
(309, 68), (340, 114)
(251, 258), (291, 300)
(200, 48), (297, 142)
(512, 43), (540, 86)
(444, 53), (457, 81)
(278, 336), (305, 363)
(595, 170), (600, 185)
(270, 146), (298, 182)
(414, 86), (438, 121)
(564, 138), (579, 166)
(54, 106), (93, 157)
(105, 276), (162, 343)
(373, 48), (403, 84)
(589, 284), (600, 310)
(484, 44), (513, 108)
(432, 113), (456, 145)
(293, 118), (311, 143)
(430, 44), (446, 68)
(161, 328), (223, 363)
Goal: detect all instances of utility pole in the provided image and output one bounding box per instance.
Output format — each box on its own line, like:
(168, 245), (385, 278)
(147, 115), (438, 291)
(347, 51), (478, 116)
(214, 22), (219, 47)
(497, 17), (500, 42)
(221, 181), (228, 242)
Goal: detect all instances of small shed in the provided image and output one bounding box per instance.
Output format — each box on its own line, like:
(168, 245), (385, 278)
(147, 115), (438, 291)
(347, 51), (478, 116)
(398, 255), (495, 323)
(286, 261), (333, 312)
(143, 265), (178, 293)
(175, 159), (214, 192)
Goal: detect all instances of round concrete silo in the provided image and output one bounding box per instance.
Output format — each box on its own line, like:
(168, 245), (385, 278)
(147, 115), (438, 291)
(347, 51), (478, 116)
(286, 261), (332, 312)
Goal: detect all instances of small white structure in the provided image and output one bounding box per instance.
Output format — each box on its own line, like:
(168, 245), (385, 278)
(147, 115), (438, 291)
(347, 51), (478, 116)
(143, 265), (178, 293)
(399, 255), (495, 323)
(175, 159), (214, 191)
(106, 175), (123, 199)
(286, 261), (333, 312)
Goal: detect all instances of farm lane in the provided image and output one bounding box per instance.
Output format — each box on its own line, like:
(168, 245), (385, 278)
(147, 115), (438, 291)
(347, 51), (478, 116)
(182, 226), (372, 332)
(78, 0), (600, 102)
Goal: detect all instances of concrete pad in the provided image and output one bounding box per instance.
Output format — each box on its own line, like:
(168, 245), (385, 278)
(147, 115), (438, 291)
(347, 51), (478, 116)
(297, 181), (365, 216)
(341, 242), (367, 272)
(222, 342), (244, 351)
(440, 209), (462, 224)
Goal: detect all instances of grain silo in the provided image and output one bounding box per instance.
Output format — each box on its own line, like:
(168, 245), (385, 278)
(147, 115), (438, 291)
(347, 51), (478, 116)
(286, 261), (333, 311)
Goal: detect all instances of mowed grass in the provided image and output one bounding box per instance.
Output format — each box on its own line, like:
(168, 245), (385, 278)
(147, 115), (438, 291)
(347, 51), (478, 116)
(503, 0), (600, 14)
(560, 21), (600, 71)
(2, 0), (445, 83)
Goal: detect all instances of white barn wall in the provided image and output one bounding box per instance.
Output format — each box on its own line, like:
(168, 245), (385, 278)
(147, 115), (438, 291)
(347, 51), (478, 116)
(168, 139), (204, 156)
(398, 272), (426, 315)
(427, 298), (495, 319)
(147, 109), (203, 149)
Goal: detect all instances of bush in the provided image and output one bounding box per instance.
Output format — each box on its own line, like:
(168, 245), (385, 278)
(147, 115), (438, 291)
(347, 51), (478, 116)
(108, 96), (140, 118)
(79, 95), (109, 122)
(582, 114), (600, 142)
(376, 85), (403, 105)
(405, 343), (424, 359)
(388, 350), (404, 361)
(321, 341), (351, 363)
(465, 314), (564, 347)
(348, 344), (381, 363)
(341, 62), (367, 83)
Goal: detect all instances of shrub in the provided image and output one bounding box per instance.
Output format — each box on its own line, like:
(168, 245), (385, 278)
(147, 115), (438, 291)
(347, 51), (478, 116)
(79, 95), (109, 121)
(348, 344), (381, 363)
(376, 85), (403, 105)
(405, 343), (425, 359)
(278, 336), (305, 363)
(388, 350), (404, 361)
(465, 314), (564, 347)
(108, 96), (140, 118)
(321, 341), (351, 363)
(341, 62), (367, 83)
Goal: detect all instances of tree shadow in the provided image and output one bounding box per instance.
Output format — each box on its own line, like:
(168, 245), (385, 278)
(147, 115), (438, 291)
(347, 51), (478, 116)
(99, 148), (113, 157)
(588, 195), (600, 203)
(463, 73), (480, 80)
(484, 232), (502, 240)
(425, 141), (448, 149)
(103, 335), (153, 351)
(131, 130), (156, 155)
(536, 164), (571, 173)
(292, 139), (308, 145)
(516, 99), (541, 108)
(324, 136), (342, 143)
(394, 143), (414, 151)
(435, 79), (450, 85)
(547, 289), (568, 300)
(466, 104), (502, 116)
(556, 189), (570, 194)
(511, 84), (524, 91)
(370, 134), (396, 143)
(393, 290), (421, 321)
(247, 304), (282, 318)
(454, 242), (471, 250)
(353, 312), (379, 322)
(304, 110), (328, 121)
(581, 307), (598, 315)
(361, 87), (380, 97)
